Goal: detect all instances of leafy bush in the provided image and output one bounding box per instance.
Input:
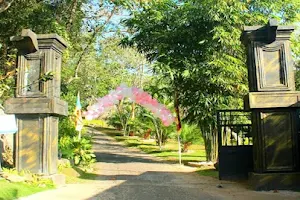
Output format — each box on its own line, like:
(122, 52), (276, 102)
(107, 113), (123, 130)
(58, 117), (77, 138)
(59, 136), (96, 167)
(58, 117), (96, 168)
(107, 100), (144, 136)
(127, 117), (146, 136)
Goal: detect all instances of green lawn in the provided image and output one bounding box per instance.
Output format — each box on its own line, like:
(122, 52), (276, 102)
(0, 179), (54, 200)
(0, 165), (98, 200)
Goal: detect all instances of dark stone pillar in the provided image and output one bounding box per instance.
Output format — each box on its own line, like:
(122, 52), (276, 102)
(241, 20), (300, 190)
(0, 136), (3, 173)
(4, 30), (68, 175)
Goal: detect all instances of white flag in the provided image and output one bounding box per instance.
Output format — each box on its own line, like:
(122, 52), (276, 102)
(0, 114), (18, 134)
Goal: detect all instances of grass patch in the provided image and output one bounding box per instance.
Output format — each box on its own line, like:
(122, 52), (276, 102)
(122, 137), (206, 164)
(58, 166), (98, 184)
(84, 119), (108, 127)
(0, 179), (54, 200)
(95, 127), (123, 137)
(196, 167), (218, 178)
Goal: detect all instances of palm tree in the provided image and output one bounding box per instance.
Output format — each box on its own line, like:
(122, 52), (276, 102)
(180, 123), (202, 152)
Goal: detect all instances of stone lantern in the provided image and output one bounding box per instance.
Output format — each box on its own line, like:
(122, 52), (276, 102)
(241, 19), (300, 190)
(4, 29), (68, 175)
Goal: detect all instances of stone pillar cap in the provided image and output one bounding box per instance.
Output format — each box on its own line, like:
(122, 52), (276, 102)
(10, 29), (39, 54)
(37, 33), (68, 48)
(241, 19), (294, 44)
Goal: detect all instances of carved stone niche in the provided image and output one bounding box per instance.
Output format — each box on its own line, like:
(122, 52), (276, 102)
(255, 41), (293, 91)
(15, 34), (66, 98)
(16, 52), (45, 97)
(241, 21), (295, 92)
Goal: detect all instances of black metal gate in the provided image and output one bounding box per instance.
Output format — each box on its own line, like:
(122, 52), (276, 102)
(217, 110), (253, 180)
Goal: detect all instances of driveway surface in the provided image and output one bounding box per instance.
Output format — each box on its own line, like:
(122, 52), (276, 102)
(23, 128), (300, 200)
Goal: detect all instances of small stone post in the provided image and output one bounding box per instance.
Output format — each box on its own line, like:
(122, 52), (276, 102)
(4, 29), (68, 175)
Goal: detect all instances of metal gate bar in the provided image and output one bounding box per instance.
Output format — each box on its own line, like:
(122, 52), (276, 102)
(217, 110), (253, 180)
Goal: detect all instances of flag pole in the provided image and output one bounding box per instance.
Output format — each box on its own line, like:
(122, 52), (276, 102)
(177, 133), (181, 165)
(75, 91), (83, 140)
(78, 130), (81, 140)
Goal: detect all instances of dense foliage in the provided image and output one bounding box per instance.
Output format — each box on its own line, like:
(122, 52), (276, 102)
(124, 0), (300, 161)
(58, 117), (96, 168)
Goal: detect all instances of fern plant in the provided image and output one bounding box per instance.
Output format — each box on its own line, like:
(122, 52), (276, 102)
(180, 123), (202, 152)
(143, 113), (175, 150)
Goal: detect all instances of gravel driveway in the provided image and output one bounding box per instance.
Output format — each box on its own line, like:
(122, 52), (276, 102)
(23, 128), (300, 200)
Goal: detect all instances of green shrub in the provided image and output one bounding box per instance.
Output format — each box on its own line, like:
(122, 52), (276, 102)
(71, 136), (96, 166)
(58, 117), (96, 168)
(59, 136), (96, 168)
(127, 117), (146, 136)
(107, 113), (123, 130)
(59, 117), (77, 138)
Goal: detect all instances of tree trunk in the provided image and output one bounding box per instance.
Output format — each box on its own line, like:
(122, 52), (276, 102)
(143, 129), (151, 139)
(156, 129), (162, 150)
(152, 118), (162, 150)
(201, 126), (218, 162)
(158, 132), (162, 150)
(203, 133), (212, 161)
(174, 89), (181, 132)
(68, 6), (117, 83)
(174, 88), (182, 165)
(66, 0), (78, 32)
(212, 127), (218, 162)
(131, 102), (135, 120)
(0, 0), (14, 13)
(116, 100), (127, 136)
(182, 142), (192, 153)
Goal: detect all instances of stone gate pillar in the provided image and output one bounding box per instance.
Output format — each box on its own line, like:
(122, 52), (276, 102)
(241, 19), (300, 190)
(4, 29), (68, 175)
